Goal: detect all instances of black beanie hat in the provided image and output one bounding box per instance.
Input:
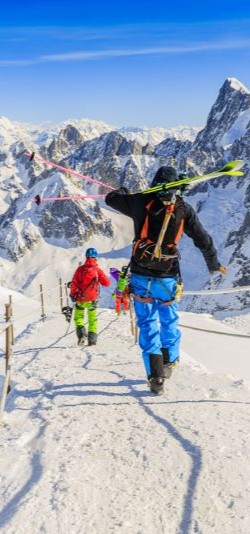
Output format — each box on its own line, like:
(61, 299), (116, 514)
(151, 166), (178, 187)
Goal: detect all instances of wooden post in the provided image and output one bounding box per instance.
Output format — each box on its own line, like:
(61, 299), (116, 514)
(40, 284), (45, 322)
(129, 297), (135, 336)
(59, 278), (63, 311)
(135, 324), (138, 344)
(5, 304), (12, 393)
(0, 304), (13, 422)
(8, 295), (14, 345)
(129, 296), (138, 343)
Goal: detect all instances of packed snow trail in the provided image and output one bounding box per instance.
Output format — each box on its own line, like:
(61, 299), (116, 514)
(0, 309), (250, 534)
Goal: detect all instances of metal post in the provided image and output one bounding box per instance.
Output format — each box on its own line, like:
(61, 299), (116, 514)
(59, 278), (63, 311)
(5, 304), (12, 393)
(9, 295), (14, 345)
(64, 283), (69, 307)
(40, 284), (45, 322)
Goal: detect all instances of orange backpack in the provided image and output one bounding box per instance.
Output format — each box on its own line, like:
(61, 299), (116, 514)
(132, 196), (184, 272)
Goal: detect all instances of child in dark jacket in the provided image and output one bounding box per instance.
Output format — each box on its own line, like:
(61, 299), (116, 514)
(70, 247), (110, 346)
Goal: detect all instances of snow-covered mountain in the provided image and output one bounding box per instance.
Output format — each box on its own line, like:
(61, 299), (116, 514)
(0, 77), (249, 313)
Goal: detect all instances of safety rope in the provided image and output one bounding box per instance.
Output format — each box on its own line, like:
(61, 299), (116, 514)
(183, 285), (250, 296)
(179, 323), (250, 338)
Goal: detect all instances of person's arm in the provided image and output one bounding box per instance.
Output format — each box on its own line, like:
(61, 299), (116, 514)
(105, 189), (141, 218)
(97, 268), (111, 287)
(184, 202), (227, 274)
(70, 267), (81, 298)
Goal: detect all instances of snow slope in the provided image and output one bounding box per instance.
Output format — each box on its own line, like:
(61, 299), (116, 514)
(0, 289), (249, 534)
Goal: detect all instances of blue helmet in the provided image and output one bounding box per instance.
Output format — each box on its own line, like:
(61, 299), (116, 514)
(86, 247), (98, 258)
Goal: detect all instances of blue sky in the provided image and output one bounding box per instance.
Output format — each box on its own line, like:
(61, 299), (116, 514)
(1, 0), (250, 128)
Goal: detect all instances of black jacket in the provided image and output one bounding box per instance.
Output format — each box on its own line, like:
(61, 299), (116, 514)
(105, 189), (221, 278)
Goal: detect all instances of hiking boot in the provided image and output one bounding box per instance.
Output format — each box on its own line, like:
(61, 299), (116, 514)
(76, 326), (87, 346)
(88, 332), (97, 346)
(148, 376), (165, 395)
(78, 336), (86, 347)
(161, 348), (179, 379)
(148, 354), (165, 394)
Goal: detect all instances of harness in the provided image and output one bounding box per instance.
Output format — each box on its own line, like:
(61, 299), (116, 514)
(133, 293), (175, 306)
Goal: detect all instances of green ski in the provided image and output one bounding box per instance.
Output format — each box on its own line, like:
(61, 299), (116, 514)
(141, 160), (245, 195)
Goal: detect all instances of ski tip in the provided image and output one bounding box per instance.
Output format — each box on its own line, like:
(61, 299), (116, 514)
(29, 151), (35, 161)
(222, 159), (245, 172)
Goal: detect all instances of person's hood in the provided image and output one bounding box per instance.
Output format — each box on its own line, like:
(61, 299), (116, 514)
(83, 258), (98, 268)
(151, 166), (179, 188)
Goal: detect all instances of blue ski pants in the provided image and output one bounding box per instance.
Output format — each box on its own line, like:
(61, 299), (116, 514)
(130, 273), (181, 377)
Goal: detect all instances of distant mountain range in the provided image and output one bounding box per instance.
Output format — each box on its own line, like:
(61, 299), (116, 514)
(0, 77), (249, 313)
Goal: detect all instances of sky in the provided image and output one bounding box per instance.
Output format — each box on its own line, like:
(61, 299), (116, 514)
(0, 0), (250, 128)
(0, 287), (250, 532)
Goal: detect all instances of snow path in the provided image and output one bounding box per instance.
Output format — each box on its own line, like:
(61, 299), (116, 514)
(0, 309), (250, 534)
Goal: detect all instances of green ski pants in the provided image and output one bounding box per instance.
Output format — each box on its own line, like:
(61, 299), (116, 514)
(74, 301), (98, 334)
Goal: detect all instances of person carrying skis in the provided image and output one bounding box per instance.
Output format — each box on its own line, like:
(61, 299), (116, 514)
(110, 266), (130, 315)
(70, 247), (110, 346)
(105, 166), (227, 395)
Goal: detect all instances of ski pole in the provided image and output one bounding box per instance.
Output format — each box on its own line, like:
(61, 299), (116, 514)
(65, 302), (75, 336)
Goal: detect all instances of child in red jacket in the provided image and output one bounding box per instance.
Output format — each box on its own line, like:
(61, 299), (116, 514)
(70, 248), (110, 346)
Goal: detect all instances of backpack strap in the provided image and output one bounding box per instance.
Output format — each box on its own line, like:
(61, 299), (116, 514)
(152, 193), (177, 260)
(140, 200), (155, 238)
(77, 268), (98, 299)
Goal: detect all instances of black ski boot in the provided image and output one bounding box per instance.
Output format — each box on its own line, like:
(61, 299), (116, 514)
(76, 326), (87, 346)
(62, 306), (73, 323)
(161, 347), (173, 379)
(88, 332), (97, 346)
(148, 376), (165, 395)
(162, 347), (179, 378)
(148, 354), (165, 395)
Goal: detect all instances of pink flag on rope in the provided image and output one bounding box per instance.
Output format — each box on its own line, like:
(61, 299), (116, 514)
(25, 152), (115, 190)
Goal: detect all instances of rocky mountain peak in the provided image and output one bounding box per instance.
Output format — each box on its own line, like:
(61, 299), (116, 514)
(193, 78), (250, 150)
(44, 124), (85, 161)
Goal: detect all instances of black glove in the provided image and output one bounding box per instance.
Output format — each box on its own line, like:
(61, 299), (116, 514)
(118, 187), (130, 194)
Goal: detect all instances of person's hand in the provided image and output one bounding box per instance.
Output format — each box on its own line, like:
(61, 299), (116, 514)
(218, 265), (228, 275)
(118, 187), (129, 194)
(70, 295), (76, 303)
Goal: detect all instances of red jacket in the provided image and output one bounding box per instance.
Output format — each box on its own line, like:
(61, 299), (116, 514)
(70, 258), (110, 302)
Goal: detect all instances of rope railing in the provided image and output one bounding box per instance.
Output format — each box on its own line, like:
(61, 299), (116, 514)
(183, 285), (250, 296)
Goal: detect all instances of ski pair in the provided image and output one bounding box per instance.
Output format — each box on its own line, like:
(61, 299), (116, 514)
(141, 160), (245, 195)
